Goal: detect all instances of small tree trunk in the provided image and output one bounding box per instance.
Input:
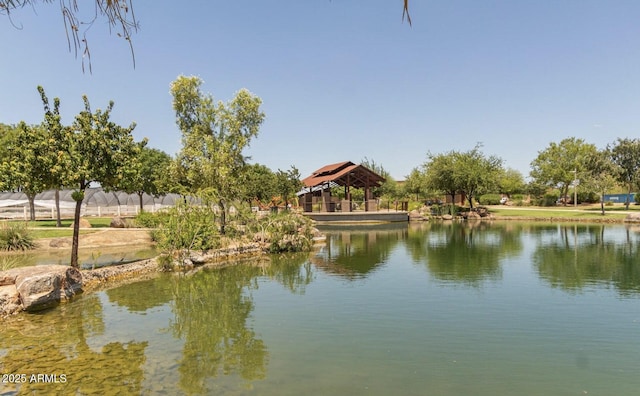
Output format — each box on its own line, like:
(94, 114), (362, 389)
(71, 198), (82, 268)
(138, 192), (144, 212)
(219, 198), (226, 235)
(70, 189), (85, 268)
(626, 184), (632, 210)
(55, 189), (62, 227)
(26, 193), (36, 221)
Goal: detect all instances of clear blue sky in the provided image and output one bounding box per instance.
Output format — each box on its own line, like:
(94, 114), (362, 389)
(1, 1), (639, 180)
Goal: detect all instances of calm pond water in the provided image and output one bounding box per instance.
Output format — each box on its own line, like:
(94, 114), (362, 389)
(1, 245), (158, 270)
(1, 221), (640, 395)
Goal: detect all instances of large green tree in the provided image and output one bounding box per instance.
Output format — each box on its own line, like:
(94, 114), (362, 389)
(608, 138), (640, 209)
(452, 145), (503, 208)
(0, 123), (18, 191)
(530, 137), (598, 206)
(0, 122), (51, 220)
(0, 88), (70, 225)
(240, 163), (277, 207)
(66, 94), (141, 267)
(498, 168), (526, 197)
(0, 123), (17, 164)
(423, 145), (503, 208)
(121, 146), (170, 211)
(403, 167), (427, 201)
(584, 149), (617, 215)
(360, 157), (397, 199)
(275, 166), (303, 209)
(170, 75), (265, 234)
(423, 151), (458, 204)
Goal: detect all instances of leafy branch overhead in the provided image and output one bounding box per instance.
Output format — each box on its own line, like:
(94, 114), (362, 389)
(0, 0), (138, 72)
(403, 0), (411, 26)
(1, 1), (410, 72)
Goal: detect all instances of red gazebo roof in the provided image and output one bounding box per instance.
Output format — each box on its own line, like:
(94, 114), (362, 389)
(302, 161), (385, 189)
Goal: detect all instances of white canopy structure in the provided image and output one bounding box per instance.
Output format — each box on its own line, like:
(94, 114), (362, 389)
(0, 188), (194, 219)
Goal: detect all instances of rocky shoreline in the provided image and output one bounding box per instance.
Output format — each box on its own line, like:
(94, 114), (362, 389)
(3, 212), (639, 317)
(0, 241), (271, 317)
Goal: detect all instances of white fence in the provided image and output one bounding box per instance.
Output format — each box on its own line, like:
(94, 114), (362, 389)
(0, 188), (193, 220)
(0, 204), (171, 220)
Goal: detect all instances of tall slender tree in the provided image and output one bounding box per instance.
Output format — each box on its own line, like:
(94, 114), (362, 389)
(170, 75), (265, 234)
(65, 95), (140, 267)
(38, 86), (71, 226)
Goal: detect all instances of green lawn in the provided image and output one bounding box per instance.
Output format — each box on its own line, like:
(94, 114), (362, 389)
(22, 218), (113, 228)
(2, 217), (112, 239)
(31, 229), (98, 239)
(488, 206), (628, 220)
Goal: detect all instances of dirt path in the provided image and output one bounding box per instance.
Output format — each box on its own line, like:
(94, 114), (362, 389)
(37, 228), (154, 250)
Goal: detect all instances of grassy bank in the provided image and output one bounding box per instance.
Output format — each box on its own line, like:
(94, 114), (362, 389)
(23, 218), (113, 228)
(30, 229), (99, 239)
(488, 205), (632, 221)
(1, 218), (113, 241)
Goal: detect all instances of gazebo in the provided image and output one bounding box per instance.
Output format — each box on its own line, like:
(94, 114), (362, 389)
(298, 161), (385, 212)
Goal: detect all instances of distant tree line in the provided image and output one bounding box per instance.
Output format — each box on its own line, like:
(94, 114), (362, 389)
(396, 137), (640, 214)
(3, 75), (640, 265)
(0, 77), (302, 265)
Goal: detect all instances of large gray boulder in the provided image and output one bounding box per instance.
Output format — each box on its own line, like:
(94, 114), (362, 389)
(110, 216), (127, 228)
(4, 265), (83, 312)
(466, 211), (481, 221)
(409, 210), (424, 221)
(624, 213), (640, 223)
(0, 284), (21, 316)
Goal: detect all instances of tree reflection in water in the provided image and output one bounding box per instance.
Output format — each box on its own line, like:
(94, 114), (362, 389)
(263, 252), (314, 295)
(3, 222), (639, 395)
(406, 221), (522, 286)
(106, 275), (175, 312)
(0, 293), (147, 395)
(533, 223), (640, 295)
(169, 264), (268, 394)
(312, 223), (407, 279)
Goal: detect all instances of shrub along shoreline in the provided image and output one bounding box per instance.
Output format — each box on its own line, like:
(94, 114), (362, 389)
(1, 209), (325, 316)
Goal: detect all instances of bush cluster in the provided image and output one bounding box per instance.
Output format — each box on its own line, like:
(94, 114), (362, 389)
(147, 204), (221, 252)
(479, 194), (502, 205)
(534, 193), (560, 207)
(577, 192), (599, 204)
(258, 212), (315, 253)
(134, 205), (317, 258)
(133, 210), (171, 228)
(0, 222), (36, 251)
(430, 204), (464, 216)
